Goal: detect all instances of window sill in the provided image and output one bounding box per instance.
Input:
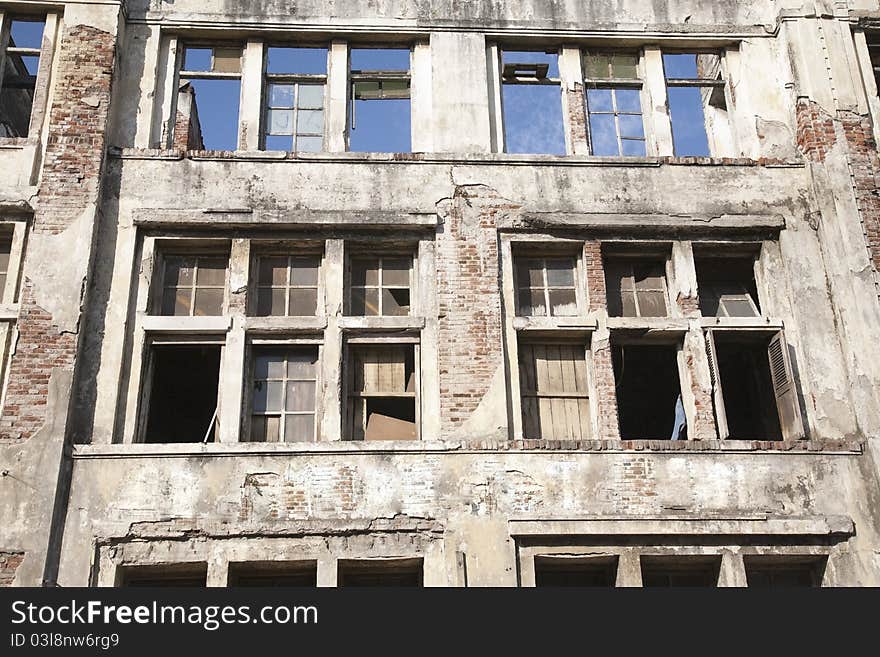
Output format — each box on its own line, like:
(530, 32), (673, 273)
(606, 316), (690, 338)
(142, 315), (231, 333)
(73, 438), (862, 459)
(513, 316), (598, 335)
(245, 316), (328, 333)
(339, 316), (426, 331)
(0, 138), (35, 150)
(700, 317), (784, 331)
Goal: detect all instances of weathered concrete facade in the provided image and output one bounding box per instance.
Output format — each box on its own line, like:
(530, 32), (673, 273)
(1, 0), (880, 586)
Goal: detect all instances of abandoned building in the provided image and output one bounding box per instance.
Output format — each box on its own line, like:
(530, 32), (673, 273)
(1, 0), (880, 588)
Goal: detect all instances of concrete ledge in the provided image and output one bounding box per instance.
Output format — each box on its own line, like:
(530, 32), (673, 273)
(507, 515), (855, 537)
(339, 316), (426, 331)
(508, 212), (787, 232)
(133, 208), (438, 229)
(700, 317), (785, 330)
(142, 316), (232, 334)
(513, 316), (598, 333)
(245, 317), (328, 333)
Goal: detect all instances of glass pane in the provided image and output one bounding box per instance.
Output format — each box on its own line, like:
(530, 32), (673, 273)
(184, 48), (212, 71)
(621, 139), (646, 156)
(663, 53), (699, 79)
(193, 288), (224, 316)
(382, 258), (410, 287)
(502, 50), (559, 78)
(587, 88), (613, 112)
(252, 381), (268, 413)
(545, 260), (575, 287)
(213, 48), (241, 73)
(296, 136), (323, 152)
(289, 257), (319, 285)
(633, 264), (665, 291)
(264, 381), (283, 412)
(610, 54), (639, 79)
(259, 257), (288, 286)
(20, 55), (40, 76)
(297, 84), (324, 109)
(667, 87), (710, 156)
(164, 258), (194, 286)
(549, 289), (578, 316)
(502, 84), (565, 155)
(350, 48), (410, 71)
(265, 134), (293, 152)
(296, 109), (323, 134)
(284, 414), (314, 442)
(383, 288), (410, 316)
(351, 259), (379, 286)
(10, 20), (45, 50)
(0, 250), (10, 272)
(268, 84), (295, 108)
(720, 296), (759, 317)
(621, 293), (638, 317)
(637, 291), (668, 317)
(287, 351), (317, 379)
(250, 415), (267, 442)
(351, 288), (379, 316)
(264, 415), (281, 442)
(254, 354), (285, 380)
(618, 114), (645, 139)
(196, 259), (226, 285)
(162, 288), (190, 316)
(267, 47), (328, 75)
(616, 88), (642, 113)
(352, 80), (381, 100)
(589, 113), (618, 156)
(268, 109), (294, 135)
(289, 288), (317, 316)
(285, 381), (316, 412)
(584, 54), (611, 80)
(519, 288), (547, 317)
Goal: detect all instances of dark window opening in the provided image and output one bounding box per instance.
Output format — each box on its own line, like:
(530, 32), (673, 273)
(605, 257), (668, 317)
(501, 49), (565, 155)
(349, 344), (418, 441)
(229, 562), (317, 587)
(349, 48), (411, 153)
(641, 557), (720, 587)
(1, 18), (45, 137)
(745, 557), (825, 587)
(715, 340), (783, 440)
(120, 564), (207, 587)
(696, 257), (760, 317)
(534, 557), (617, 587)
(613, 344), (683, 440)
(338, 559), (423, 587)
(144, 345), (221, 444)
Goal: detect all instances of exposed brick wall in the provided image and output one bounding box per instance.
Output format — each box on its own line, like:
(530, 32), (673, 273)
(436, 185), (513, 434)
(0, 551), (24, 587)
(566, 82), (589, 154)
(0, 24), (116, 442)
(172, 85), (204, 151)
(796, 98), (836, 163)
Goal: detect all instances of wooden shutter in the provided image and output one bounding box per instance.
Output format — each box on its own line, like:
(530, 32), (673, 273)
(704, 329), (729, 439)
(767, 330), (804, 440)
(520, 344), (591, 440)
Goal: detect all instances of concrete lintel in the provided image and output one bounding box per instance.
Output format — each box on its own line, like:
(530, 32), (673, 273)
(508, 516), (856, 538)
(699, 317), (784, 331)
(142, 315), (231, 334)
(509, 213), (787, 232)
(607, 317), (690, 334)
(133, 208), (438, 228)
(245, 317), (328, 334)
(339, 316), (427, 332)
(0, 196), (35, 214)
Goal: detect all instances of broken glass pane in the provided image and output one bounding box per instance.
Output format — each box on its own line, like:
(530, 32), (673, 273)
(267, 47), (328, 75)
(254, 354), (284, 380)
(383, 288), (410, 316)
(637, 290), (667, 317)
(664, 53), (699, 79)
(265, 135), (293, 151)
(165, 258), (194, 286)
(259, 257), (288, 286)
(382, 258), (410, 287)
(502, 51), (559, 79)
(351, 260), (379, 286)
(350, 96), (411, 153)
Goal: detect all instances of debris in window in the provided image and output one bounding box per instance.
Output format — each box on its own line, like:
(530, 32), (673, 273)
(349, 344), (417, 441)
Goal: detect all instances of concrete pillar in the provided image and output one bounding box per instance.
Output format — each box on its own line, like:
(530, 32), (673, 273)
(410, 42), (433, 153)
(239, 39), (264, 151)
(326, 41), (348, 152)
(321, 239), (344, 441)
(718, 551), (748, 587)
(218, 239), (249, 443)
(643, 46), (674, 156)
(316, 554), (337, 587)
(616, 551), (642, 587)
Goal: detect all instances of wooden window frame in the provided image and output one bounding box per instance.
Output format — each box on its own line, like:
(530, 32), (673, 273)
(605, 255), (670, 318)
(346, 253), (414, 317)
(582, 50), (647, 156)
(514, 255), (581, 318)
(252, 251), (323, 317)
(155, 252), (230, 317)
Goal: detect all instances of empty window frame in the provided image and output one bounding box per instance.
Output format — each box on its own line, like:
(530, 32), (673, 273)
(254, 254), (320, 316)
(0, 16), (45, 137)
(583, 51), (646, 156)
(515, 256), (579, 317)
(500, 49), (566, 155)
(249, 346), (319, 443)
(705, 329), (803, 441)
(177, 45), (243, 150)
(744, 556), (826, 588)
(0, 236), (11, 299)
(229, 562), (318, 587)
(348, 255), (412, 316)
(519, 343), (591, 440)
(263, 46), (327, 152)
(142, 343), (222, 443)
(663, 53), (727, 156)
(158, 254), (227, 316)
(349, 48), (412, 153)
(604, 257), (669, 318)
(612, 344), (684, 440)
(640, 557), (721, 587)
(337, 559), (423, 587)
(696, 256), (761, 318)
(534, 557), (618, 587)
(347, 343), (418, 441)
(119, 564), (208, 587)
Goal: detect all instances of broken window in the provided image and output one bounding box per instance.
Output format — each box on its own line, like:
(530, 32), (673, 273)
(254, 254), (320, 316)
(0, 17), (45, 137)
(705, 329), (803, 441)
(519, 343), (591, 440)
(264, 47), (327, 152)
(641, 557), (721, 587)
(612, 344), (683, 440)
(348, 344), (418, 441)
(744, 557), (826, 587)
(229, 562), (318, 587)
(119, 564), (207, 587)
(583, 52), (646, 156)
(605, 257), (669, 317)
(349, 48), (411, 153)
(177, 46), (242, 150)
(696, 256), (761, 317)
(663, 53), (727, 156)
(515, 256), (578, 317)
(249, 347), (318, 443)
(143, 344), (221, 443)
(348, 255), (411, 316)
(534, 557), (617, 587)
(159, 254), (227, 316)
(0, 237), (11, 298)
(337, 559), (423, 586)
(501, 49), (566, 155)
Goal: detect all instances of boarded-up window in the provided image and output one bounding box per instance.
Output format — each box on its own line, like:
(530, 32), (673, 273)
(519, 343), (591, 440)
(696, 257), (760, 317)
(605, 258), (668, 317)
(250, 347), (318, 442)
(0, 238), (11, 299)
(348, 344), (417, 441)
(349, 256), (411, 316)
(160, 255), (227, 316)
(516, 257), (578, 317)
(255, 255), (320, 316)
